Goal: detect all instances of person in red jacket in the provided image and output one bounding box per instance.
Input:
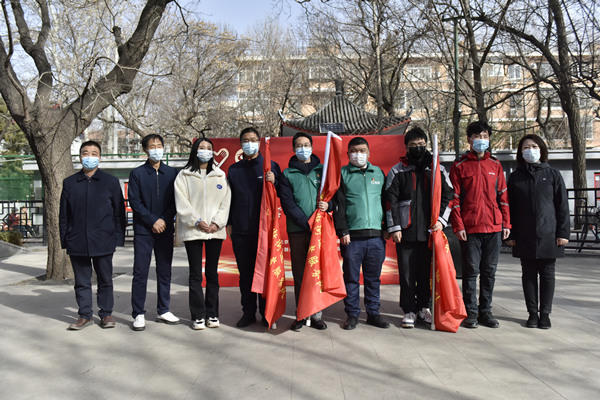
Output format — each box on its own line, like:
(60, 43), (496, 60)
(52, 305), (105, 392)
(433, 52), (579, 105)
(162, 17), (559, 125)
(450, 121), (511, 329)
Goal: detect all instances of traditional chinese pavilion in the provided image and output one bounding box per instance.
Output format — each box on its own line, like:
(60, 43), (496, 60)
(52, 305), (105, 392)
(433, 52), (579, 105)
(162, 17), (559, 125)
(279, 79), (411, 137)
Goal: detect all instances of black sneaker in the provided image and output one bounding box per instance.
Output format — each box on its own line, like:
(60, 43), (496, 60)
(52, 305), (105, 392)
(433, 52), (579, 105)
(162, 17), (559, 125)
(462, 312), (478, 329)
(526, 312), (539, 328)
(343, 316), (358, 330)
(310, 318), (327, 330)
(366, 314), (390, 329)
(538, 313), (551, 329)
(236, 313), (256, 328)
(291, 319), (306, 331)
(261, 315), (269, 328)
(478, 312), (499, 328)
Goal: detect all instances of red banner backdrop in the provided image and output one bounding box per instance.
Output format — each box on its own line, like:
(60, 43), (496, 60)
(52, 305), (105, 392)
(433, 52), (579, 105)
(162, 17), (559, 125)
(202, 135), (406, 287)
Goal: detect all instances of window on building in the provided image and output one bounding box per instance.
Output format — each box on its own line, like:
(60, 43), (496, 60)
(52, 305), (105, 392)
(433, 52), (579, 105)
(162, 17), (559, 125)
(509, 93), (524, 117)
(581, 115), (594, 140)
(540, 63), (553, 78)
(487, 64), (504, 77)
(540, 89), (561, 110)
(405, 66), (432, 81)
(405, 89), (432, 110)
(507, 64), (522, 80)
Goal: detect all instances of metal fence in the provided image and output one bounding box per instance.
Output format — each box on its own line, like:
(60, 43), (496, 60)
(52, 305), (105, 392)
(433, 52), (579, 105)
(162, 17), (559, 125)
(567, 188), (600, 252)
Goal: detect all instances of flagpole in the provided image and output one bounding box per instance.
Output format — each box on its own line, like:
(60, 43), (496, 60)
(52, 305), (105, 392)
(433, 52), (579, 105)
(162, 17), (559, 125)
(430, 134), (439, 331)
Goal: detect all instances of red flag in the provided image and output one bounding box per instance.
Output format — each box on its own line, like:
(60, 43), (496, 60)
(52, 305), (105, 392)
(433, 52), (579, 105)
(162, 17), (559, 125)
(252, 138), (286, 329)
(430, 135), (467, 332)
(297, 132), (346, 320)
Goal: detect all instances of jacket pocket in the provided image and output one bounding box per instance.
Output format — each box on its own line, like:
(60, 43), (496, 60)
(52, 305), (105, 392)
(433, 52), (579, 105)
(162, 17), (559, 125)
(398, 200), (412, 229)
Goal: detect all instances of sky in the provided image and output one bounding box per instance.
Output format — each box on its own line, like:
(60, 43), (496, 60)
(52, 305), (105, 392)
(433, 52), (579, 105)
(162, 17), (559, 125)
(190, 0), (304, 34)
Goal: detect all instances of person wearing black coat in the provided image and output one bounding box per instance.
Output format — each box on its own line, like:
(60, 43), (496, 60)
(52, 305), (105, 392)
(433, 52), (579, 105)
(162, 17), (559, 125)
(59, 141), (126, 330)
(506, 134), (570, 329)
(226, 127), (283, 328)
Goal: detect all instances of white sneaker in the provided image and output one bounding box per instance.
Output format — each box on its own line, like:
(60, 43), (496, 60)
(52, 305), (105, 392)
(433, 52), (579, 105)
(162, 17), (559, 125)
(156, 311), (180, 325)
(133, 315), (146, 331)
(192, 319), (206, 330)
(402, 312), (416, 328)
(418, 308), (432, 324)
(206, 317), (220, 328)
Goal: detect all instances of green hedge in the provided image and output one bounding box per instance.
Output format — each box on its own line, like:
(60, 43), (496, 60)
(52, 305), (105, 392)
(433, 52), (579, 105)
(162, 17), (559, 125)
(0, 231), (23, 246)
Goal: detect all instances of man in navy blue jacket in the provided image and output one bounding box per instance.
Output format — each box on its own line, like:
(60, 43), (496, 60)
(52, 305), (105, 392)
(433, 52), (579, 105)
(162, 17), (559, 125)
(128, 134), (179, 331)
(226, 127), (283, 328)
(60, 141), (126, 330)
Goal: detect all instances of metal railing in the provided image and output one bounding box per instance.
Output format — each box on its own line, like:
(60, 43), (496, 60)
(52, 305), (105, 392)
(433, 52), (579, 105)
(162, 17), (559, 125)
(567, 188), (600, 252)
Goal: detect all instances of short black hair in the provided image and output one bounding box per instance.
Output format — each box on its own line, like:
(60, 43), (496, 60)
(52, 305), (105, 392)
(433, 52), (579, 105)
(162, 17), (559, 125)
(80, 140), (101, 154)
(348, 136), (369, 149)
(466, 121), (492, 137)
(516, 134), (549, 165)
(292, 132), (313, 148)
(141, 134), (164, 149)
(240, 127), (260, 142)
(184, 137), (215, 174)
(404, 127), (428, 145)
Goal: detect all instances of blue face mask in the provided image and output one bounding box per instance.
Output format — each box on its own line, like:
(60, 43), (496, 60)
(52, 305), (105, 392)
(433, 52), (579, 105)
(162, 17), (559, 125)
(197, 149), (213, 163)
(295, 147), (312, 162)
(472, 139), (489, 153)
(242, 142), (259, 156)
(147, 148), (163, 162)
(81, 156), (99, 170)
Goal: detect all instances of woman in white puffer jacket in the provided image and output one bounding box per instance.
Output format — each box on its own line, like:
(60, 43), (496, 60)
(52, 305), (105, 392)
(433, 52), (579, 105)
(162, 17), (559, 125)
(175, 137), (231, 331)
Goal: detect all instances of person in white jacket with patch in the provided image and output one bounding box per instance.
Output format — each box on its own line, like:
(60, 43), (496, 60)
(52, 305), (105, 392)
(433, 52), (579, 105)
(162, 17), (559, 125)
(175, 137), (231, 330)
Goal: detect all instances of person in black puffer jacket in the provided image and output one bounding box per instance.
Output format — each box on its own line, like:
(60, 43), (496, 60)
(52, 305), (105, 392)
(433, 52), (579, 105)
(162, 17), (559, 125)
(506, 134), (570, 330)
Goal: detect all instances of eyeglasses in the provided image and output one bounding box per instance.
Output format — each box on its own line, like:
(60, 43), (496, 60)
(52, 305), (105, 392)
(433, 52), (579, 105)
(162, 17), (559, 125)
(294, 144), (312, 149)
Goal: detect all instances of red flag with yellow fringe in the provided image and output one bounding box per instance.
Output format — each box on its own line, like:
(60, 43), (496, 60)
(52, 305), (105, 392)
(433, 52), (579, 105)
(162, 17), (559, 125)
(297, 131), (346, 320)
(430, 135), (466, 332)
(252, 138), (286, 329)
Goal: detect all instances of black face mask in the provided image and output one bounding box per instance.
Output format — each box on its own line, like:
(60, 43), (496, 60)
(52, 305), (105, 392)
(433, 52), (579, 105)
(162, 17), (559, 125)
(407, 145), (427, 160)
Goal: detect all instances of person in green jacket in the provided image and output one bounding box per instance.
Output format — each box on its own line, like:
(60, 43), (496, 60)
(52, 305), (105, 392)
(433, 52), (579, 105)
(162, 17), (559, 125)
(333, 136), (390, 330)
(279, 132), (329, 331)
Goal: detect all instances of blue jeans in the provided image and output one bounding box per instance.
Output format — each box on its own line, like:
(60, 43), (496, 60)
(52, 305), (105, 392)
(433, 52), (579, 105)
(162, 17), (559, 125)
(460, 232), (501, 314)
(341, 237), (386, 317)
(131, 233), (174, 318)
(71, 254), (114, 319)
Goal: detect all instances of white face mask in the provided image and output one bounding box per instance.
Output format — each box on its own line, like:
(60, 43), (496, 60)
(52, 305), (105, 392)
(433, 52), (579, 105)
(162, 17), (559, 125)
(242, 142), (259, 156)
(522, 148), (541, 164)
(147, 148), (164, 162)
(349, 152), (368, 168)
(197, 149), (213, 163)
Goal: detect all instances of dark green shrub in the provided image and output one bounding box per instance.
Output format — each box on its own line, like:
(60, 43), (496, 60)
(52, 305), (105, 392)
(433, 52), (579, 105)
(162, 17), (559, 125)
(0, 231), (23, 246)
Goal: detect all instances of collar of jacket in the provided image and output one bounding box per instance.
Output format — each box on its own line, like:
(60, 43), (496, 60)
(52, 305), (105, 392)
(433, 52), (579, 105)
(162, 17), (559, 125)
(241, 153), (263, 166)
(76, 169), (102, 181)
(463, 150), (492, 162)
(522, 161), (549, 173)
(288, 154), (321, 173)
(180, 165), (225, 178)
(346, 161), (375, 173)
(142, 159), (166, 174)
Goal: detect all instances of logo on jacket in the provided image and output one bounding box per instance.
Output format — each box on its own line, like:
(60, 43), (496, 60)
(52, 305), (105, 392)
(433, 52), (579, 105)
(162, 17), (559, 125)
(216, 184), (223, 189)
(488, 172), (496, 176)
(371, 178), (381, 185)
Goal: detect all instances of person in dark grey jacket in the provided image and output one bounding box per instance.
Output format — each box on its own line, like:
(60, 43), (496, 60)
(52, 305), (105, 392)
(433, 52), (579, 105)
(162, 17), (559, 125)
(506, 134), (569, 330)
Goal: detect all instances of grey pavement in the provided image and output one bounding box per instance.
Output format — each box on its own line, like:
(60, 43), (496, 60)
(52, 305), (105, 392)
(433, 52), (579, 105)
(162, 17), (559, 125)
(1, 244), (599, 400)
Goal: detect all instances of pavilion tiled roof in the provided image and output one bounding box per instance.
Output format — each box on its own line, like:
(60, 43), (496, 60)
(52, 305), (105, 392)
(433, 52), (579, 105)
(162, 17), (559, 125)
(280, 83), (410, 136)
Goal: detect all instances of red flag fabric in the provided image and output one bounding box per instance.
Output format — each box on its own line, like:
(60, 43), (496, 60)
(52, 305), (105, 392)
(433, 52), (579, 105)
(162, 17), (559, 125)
(430, 135), (467, 332)
(252, 138), (286, 329)
(297, 132), (346, 320)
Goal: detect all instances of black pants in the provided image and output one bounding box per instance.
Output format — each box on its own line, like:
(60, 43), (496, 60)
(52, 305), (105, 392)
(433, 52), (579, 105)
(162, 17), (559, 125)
(231, 233), (265, 316)
(70, 254), (114, 319)
(521, 258), (556, 314)
(396, 241), (431, 314)
(184, 239), (223, 320)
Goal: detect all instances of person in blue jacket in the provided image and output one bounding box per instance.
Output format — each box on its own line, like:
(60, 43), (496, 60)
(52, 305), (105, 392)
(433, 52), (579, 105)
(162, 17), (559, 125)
(128, 134), (180, 331)
(60, 140), (126, 330)
(226, 127), (283, 328)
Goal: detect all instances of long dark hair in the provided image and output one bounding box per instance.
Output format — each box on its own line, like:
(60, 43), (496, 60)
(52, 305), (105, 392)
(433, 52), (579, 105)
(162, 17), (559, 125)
(516, 134), (549, 166)
(184, 137), (215, 174)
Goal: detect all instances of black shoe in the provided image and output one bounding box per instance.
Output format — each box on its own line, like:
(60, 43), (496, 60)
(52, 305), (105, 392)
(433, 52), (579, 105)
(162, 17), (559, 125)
(291, 319), (306, 331)
(343, 316), (358, 330)
(462, 312), (478, 329)
(310, 318), (327, 330)
(236, 314), (256, 328)
(261, 315), (269, 327)
(526, 312), (539, 328)
(538, 313), (551, 329)
(366, 314), (390, 329)
(478, 312), (499, 328)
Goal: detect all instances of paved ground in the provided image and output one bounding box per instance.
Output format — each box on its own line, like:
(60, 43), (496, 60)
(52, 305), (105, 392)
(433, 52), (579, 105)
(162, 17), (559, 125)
(1, 244), (599, 400)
